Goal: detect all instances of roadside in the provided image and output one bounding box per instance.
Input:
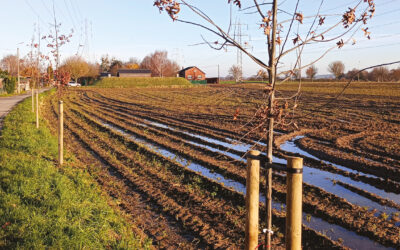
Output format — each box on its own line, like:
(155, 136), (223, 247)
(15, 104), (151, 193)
(0, 90), (149, 248)
(0, 89), (48, 131)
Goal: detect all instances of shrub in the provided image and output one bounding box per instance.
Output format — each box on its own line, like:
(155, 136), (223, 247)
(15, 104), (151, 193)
(3, 76), (16, 94)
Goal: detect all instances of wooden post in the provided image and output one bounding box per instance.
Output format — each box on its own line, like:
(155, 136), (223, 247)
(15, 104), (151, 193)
(245, 150), (260, 250)
(35, 90), (39, 128)
(58, 100), (63, 166)
(285, 156), (303, 250)
(31, 89), (34, 112)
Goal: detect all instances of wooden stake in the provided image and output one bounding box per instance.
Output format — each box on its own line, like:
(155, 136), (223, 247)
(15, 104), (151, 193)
(246, 150), (260, 250)
(285, 156), (303, 250)
(31, 89), (34, 112)
(35, 90), (39, 128)
(59, 100), (63, 166)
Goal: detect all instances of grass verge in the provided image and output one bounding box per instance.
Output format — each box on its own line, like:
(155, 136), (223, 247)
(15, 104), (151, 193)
(93, 77), (192, 88)
(0, 90), (149, 249)
(0, 91), (27, 97)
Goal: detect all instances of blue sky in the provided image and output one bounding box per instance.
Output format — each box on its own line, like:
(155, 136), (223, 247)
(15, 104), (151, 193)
(1, 0), (399, 77)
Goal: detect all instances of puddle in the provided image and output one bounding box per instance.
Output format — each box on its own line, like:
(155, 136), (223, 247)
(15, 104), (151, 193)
(281, 136), (400, 205)
(123, 116), (400, 213)
(168, 126), (400, 213)
(101, 120), (392, 250)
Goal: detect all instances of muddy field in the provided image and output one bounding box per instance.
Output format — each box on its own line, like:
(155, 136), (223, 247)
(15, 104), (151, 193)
(43, 82), (400, 249)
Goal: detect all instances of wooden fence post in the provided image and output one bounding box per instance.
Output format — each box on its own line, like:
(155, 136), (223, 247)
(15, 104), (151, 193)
(35, 90), (39, 129)
(285, 156), (303, 250)
(31, 89), (34, 112)
(59, 100), (63, 166)
(246, 150), (260, 250)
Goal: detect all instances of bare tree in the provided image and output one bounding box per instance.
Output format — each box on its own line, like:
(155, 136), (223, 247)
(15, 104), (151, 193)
(390, 68), (400, 82)
(141, 50), (179, 77)
(153, 1), (376, 248)
(369, 66), (390, 82)
(100, 55), (112, 72)
(257, 69), (269, 81)
(328, 61), (345, 80)
(0, 55), (20, 76)
(306, 65), (318, 81)
(109, 59), (123, 76)
(228, 65), (242, 82)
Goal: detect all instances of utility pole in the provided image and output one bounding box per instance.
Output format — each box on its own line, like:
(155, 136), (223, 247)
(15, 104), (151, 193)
(218, 64), (220, 83)
(37, 20), (41, 88)
(232, 20), (250, 83)
(17, 48), (20, 93)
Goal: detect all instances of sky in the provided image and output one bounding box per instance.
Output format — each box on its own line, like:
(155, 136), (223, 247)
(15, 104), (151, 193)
(0, 0), (399, 77)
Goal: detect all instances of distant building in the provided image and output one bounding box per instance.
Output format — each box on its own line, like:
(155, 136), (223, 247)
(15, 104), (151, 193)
(206, 77), (220, 84)
(178, 66), (206, 83)
(117, 69), (152, 78)
(100, 72), (111, 78)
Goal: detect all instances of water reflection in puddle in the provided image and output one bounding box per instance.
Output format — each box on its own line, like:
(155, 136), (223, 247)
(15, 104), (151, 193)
(122, 117), (400, 211)
(101, 121), (392, 250)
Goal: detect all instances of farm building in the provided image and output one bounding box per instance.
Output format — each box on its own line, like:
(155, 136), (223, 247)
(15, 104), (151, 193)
(117, 69), (152, 78)
(206, 77), (220, 84)
(178, 66), (206, 83)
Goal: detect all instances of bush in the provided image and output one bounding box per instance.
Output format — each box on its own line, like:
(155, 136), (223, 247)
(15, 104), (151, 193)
(3, 76), (16, 94)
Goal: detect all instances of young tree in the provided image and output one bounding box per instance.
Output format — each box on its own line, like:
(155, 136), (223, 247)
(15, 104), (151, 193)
(328, 61), (345, 80)
(306, 65), (318, 81)
(228, 65), (242, 82)
(153, 1), (376, 248)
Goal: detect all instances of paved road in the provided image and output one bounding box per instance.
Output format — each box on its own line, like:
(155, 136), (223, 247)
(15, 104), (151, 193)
(0, 89), (48, 130)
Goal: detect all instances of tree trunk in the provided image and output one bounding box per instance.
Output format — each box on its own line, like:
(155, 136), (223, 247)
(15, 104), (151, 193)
(265, 0), (278, 249)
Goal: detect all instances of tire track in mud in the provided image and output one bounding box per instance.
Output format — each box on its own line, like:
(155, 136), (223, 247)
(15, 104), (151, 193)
(44, 96), (201, 249)
(61, 93), (350, 249)
(77, 92), (400, 206)
(67, 93), (399, 249)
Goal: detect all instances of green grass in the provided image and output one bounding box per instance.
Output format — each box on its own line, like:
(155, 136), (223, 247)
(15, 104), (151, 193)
(0, 91), (27, 97)
(93, 77), (192, 88)
(0, 90), (149, 249)
(276, 81), (400, 97)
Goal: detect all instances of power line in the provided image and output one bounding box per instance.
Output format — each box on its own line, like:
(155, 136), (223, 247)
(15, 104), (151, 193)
(63, 0), (78, 30)
(70, 0), (83, 23)
(24, 0), (48, 27)
(303, 41), (399, 54)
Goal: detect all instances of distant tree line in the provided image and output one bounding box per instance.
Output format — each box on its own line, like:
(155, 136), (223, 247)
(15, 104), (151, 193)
(225, 62), (400, 83)
(100, 50), (179, 77)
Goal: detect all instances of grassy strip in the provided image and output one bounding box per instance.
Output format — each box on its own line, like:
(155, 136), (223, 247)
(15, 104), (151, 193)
(276, 81), (400, 97)
(93, 77), (192, 88)
(0, 90), (149, 249)
(0, 91), (28, 97)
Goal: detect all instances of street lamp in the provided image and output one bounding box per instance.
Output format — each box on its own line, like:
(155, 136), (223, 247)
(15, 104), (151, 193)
(16, 42), (24, 93)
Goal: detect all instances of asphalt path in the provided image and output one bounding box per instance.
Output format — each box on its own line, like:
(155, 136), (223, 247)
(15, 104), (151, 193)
(0, 89), (48, 131)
